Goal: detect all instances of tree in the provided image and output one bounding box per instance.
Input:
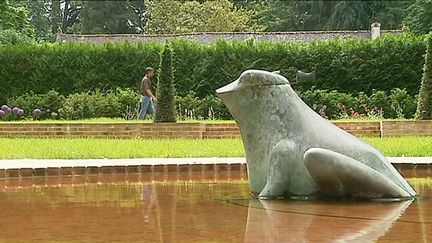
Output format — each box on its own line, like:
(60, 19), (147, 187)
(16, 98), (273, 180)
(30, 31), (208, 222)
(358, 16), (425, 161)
(404, 0), (432, 34)
(128, 0), (148, 33)
(59, 0), (81, 33)
(143, 0), (180, 34)
(77, 1), (141, 34)
(416, 34), (432, 119)
(24, 0), (80, 40)
(50, 0), (61, 33)
(374, 1), (413, 30)
(145, 0), (263, 34)
(154, 43), (177, 123)
(254, 0), (413, 31)
(0, 0), (33, 34)
(257, 1), (315, 31)
(26, 0), (52, 40)
(327, 1), (373, 30)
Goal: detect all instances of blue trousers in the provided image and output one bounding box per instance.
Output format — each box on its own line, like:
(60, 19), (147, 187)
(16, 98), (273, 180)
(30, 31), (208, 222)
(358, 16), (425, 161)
(138, 96), (156, 119)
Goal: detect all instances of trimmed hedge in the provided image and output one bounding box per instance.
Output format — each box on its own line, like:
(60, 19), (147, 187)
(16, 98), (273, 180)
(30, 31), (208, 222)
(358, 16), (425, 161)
(0, 42), (162, 103)
(0, 35), (427, 103)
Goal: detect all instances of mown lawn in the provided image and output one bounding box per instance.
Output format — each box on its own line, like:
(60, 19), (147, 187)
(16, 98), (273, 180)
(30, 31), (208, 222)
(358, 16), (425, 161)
(0, 136), (431, 159)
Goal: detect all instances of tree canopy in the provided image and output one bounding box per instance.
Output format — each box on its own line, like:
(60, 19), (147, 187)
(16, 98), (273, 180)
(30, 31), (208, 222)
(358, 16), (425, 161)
(255, 1), (414, 31)
(22, 0), (80, 40)
(145, 0), (263, 34)
(0, 0), (33, 34)
(404, 0), (432, 34)
(2, 0), (430, 39)
(77, 1), (142, 34)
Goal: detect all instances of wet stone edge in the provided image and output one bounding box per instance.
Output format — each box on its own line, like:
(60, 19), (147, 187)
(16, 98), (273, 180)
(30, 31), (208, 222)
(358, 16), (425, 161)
(0, 163), (249, 180)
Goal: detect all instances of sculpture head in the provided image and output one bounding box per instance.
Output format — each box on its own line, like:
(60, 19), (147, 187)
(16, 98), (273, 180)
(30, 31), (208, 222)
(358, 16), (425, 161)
(216, 70), (290, 123)
(216, 70), (288, 94)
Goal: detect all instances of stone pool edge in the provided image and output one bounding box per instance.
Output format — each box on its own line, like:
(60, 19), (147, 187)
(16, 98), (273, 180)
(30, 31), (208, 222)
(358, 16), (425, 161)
(0, 157), (431, 169)
(0, 157), (431, 179)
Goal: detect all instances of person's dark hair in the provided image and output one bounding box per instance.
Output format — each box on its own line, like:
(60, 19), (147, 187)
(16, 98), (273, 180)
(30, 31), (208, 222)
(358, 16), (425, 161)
(146, 67), (154, 74)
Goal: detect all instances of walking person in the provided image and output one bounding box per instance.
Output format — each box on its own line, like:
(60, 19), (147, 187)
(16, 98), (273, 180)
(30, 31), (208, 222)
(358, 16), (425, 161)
(138, 67), (157, 119)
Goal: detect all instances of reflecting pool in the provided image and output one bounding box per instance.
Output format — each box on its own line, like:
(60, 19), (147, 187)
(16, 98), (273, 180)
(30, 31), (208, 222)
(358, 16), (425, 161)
(0, 167), (430, 242)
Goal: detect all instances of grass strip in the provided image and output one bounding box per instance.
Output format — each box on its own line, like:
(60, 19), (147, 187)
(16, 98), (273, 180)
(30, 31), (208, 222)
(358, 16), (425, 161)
(0, 136), (431, 159)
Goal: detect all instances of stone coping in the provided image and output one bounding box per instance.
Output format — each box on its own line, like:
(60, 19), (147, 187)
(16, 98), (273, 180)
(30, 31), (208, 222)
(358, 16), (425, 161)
(0, 157), (430, 170)
(57, 30), (402, 44)
(59, 31), (371, 38)
(0, 157), (246, 169)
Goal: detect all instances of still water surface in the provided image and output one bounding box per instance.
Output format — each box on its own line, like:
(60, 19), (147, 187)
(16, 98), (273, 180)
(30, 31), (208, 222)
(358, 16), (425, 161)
(0, 168), (431, 242)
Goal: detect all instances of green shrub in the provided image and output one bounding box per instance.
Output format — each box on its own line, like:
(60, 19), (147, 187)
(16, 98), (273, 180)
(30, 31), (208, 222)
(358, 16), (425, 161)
(297, 88), (417, 120)
(416, 34), (432, 119)
(299, 89), (358, 119)
(4, 88), (141, 121)
(7, 92), (42, 117)
(175, 92), (202, 120)
(7, 90), (65, 119)
(390, 88), (417, 119)
(0, 35), (427, 104)
(367, 90), (393, 118)
(201, 95), (232, 120)
(154, 43), (176, 123)
(58, 90), (115, 120)
(111, 88), (141, 117)
(0, 29), (34, 46)
(58, 92), (92, 119)
(1, 87), (418, 121)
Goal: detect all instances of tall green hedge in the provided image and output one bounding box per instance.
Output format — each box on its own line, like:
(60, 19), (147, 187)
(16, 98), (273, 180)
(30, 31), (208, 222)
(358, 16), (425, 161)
(154, 43), (176, 123)
(416, 34), (432, 119)
(0, 42), (163, 102)
(0, 35), (427, 103)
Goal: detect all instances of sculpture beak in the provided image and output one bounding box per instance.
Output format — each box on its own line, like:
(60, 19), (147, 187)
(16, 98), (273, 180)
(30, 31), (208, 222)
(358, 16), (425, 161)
(216, 79), (240, 95)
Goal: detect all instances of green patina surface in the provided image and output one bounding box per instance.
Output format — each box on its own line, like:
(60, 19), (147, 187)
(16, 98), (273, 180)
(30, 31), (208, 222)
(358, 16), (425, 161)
(216, 69), (416, 199)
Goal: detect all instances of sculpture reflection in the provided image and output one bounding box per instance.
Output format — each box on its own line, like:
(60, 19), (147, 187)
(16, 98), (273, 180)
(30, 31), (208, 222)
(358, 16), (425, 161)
(243, 199), (412, 242)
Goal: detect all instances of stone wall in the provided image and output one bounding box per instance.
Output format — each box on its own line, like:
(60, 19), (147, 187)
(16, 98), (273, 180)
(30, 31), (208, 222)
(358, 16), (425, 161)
(0, 120), (430, 138)
(0, 123), (202, 139)
(334, 122), (381, 137)
(381, 121), (432, 137)
(57, 30), (401, 44)
(0, 121), (383, 138)
(204, 123), (241, 138)
(0, 123), (240, 139)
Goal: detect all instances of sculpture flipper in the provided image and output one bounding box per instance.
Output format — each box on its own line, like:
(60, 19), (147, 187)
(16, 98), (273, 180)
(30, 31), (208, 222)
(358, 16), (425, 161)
(258, 142), (292, 199)
(303, 148), (412, 198)
(259, 141), (317, 199)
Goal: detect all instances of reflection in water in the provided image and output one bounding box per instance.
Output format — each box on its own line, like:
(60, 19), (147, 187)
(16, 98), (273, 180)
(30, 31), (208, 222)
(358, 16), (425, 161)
(243, 199), (412, 242)
(0, 169), (431, 242)
(141, 184), (156, 223)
